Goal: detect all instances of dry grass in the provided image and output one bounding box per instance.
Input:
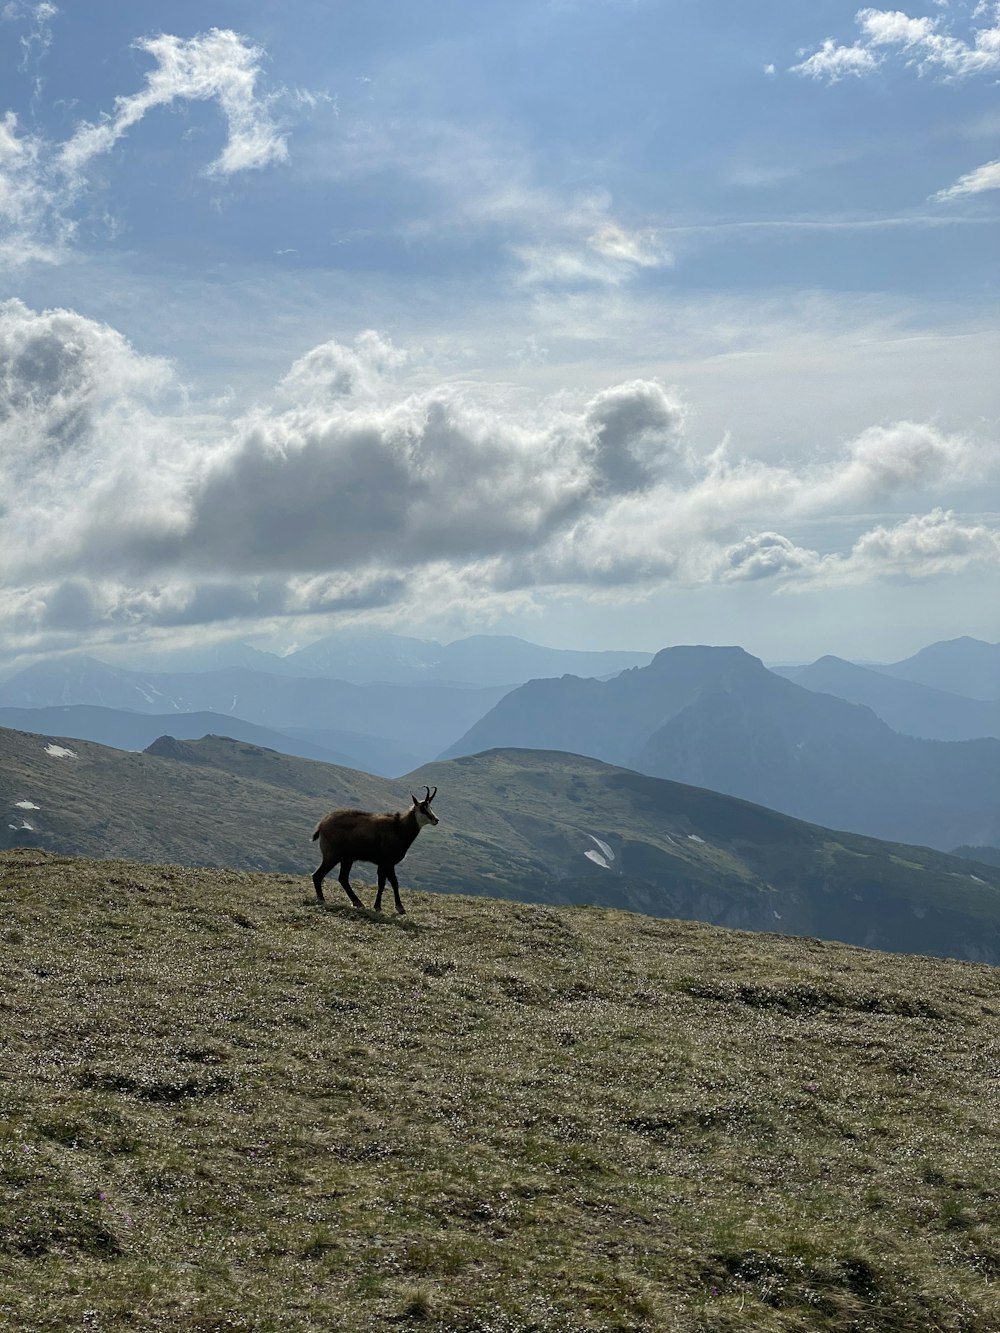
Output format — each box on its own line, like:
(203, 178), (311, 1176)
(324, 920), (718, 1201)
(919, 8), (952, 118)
(2, 847), (1000, 1331)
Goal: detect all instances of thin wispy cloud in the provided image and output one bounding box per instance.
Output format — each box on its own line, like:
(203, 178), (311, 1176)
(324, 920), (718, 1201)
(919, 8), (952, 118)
(0, 25), (321, 270)
(2, 0), (59, 74)
(59, 29), (293, 178)
(934, 156), (1000, 199)
(310, 116), (670, 288)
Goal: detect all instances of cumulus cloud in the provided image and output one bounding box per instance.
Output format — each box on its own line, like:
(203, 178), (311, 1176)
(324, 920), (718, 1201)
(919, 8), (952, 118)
(771, 509), (1000, 591)
(277, 331), (409, 403)
(791, 39), (880, 82)
(175, 375), (687, 575)
(839, 507), (1000, 578)
(813, 419), (987, 509)
(792, 5), (1000, 82)
(720, 532), (823, 582)
(1, 300), (997, 655)
(583, 379), (688, 492)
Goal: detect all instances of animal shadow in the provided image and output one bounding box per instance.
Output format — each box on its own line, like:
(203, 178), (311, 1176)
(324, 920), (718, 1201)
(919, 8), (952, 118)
(306, 897), (422, 931)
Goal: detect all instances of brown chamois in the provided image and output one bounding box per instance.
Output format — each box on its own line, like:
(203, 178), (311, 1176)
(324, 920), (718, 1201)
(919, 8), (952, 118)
(311, 786), (439, 914)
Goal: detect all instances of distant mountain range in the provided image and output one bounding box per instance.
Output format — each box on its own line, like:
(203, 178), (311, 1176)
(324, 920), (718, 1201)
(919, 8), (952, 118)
(103, 631), (653, 687)
(0, 657), (510, 775)
(774, 655), (1000, 741)
(444, 645), (1000, 853)
(3, 726), (1000, 963)
(1, 633), (996, 851)
(870, 636), (1000, 702)
(0, 705), (396, 773)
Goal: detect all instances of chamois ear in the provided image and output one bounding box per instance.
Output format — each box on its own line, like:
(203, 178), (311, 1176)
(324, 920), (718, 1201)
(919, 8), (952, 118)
(411, 793), (419, 804)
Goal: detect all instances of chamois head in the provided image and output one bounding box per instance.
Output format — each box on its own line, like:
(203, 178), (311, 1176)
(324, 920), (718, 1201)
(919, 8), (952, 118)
(411, 785), (439, 827)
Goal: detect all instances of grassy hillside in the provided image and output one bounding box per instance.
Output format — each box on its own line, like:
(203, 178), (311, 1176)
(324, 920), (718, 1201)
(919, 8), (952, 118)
(4, 727), (1000, 963)
(2, 847), (1000, 1331)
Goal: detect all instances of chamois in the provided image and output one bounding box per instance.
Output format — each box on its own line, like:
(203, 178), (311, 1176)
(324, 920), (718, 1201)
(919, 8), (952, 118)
(311, 786), (439, 914)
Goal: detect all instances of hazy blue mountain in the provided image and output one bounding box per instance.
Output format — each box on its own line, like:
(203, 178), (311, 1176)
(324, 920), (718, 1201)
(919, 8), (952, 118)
(637, 677), (1000, 853)
(444, 645), (1000, 853)
(785, 655), (1000, 741)
(281, 631), (652, 686)
(871, 637), (1000, 701)
(440, 646), (753, 766)
(104, 641), (286, 675)
(0, 705), (423, 776)
(102, 631), (652, 686)
(952, 845), (1000, 870)
(442, 646), (778, 766)
(0, 657), (509, 770)
(273, 630), (444, 682)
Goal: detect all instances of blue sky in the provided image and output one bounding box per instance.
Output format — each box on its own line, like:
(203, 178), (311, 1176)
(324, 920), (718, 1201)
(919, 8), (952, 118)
(1, 0), (997, 668)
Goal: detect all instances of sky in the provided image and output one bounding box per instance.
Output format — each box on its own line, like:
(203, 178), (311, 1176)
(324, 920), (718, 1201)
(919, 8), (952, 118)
(1, 0), (998, 671)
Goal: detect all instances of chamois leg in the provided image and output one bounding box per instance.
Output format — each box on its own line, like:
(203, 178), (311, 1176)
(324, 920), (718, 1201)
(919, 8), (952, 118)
(312, 853), (336, 902)
(387, 866), (405, 916)
(374, 866), (387, 913)
(337, 859), (366, 909)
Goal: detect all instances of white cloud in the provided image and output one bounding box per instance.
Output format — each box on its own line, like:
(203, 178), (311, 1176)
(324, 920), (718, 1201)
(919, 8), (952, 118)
(0, 26), (321, 271)
(934, 155), (1000, 199)
(58, 29), (290, 179)
(1, 300), (996, 656)
(791, 39), (880, 82)
(307, 117), (670, 288)
(792, 4), (1000, 82)
(791, 6), (1000, 207)
(720, 532), (822, 582)
(3, 1), (59, 74)
(813, 419), (987, 509)
(278, 331), (409, 403)
(780, 509), (1000, 589)
(847, 507), (1000, 572)
(0, 109), (66, 265)
(509, 212), (671, 289)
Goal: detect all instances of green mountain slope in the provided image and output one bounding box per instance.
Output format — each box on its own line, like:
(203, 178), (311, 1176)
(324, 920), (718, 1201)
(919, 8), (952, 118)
(3, 847), (1000, 1331)
(3, 725), (1000, 963)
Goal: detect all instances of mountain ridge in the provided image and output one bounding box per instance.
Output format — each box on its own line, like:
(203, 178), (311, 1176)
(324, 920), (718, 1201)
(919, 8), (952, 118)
(3, 723), (1000, 963)
(872, 636), (1000, 701)
(782, 653), (1000, 740)
(443, 645), (1000, 852)
(0, 658), (510, 772)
